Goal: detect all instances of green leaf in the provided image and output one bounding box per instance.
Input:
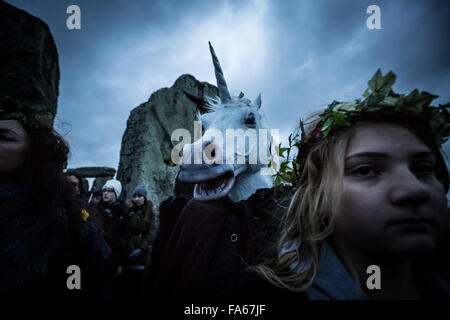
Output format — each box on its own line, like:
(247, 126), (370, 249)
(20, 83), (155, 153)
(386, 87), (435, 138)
(274, 175), (281, 186)
(328, 100), (340, 111)
(321, 118), (333, 136)
(366, 93), (385, 107)
(362, 88), (371, 98)
(404, 90), (438, 112)
(379, 96), (397, 107)
(300, 120), (306, 140)
(368, 69), (396, 95)
(334, 102), (358, 112)
(279, 147), (289, 158)
(331, 111), (351, 126)
(280, 161), (289, 173)
(368, 69), (382, 92)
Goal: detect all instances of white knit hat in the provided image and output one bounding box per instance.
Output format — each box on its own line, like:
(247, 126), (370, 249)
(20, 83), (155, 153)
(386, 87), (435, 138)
(102, 179), (122, 198)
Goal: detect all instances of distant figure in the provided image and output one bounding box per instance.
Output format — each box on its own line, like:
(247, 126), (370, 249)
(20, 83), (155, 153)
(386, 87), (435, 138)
(121, 185), (155, 298)
(90, 189), (103, 206)
(147, 173), (194, 293)
(98, 179), (127, 279)
(65, 173), (84, 199)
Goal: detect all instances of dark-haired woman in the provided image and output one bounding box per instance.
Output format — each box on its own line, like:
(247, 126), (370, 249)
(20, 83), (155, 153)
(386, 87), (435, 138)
(0, 112), (112, 299)
(116, 186), (155, 299)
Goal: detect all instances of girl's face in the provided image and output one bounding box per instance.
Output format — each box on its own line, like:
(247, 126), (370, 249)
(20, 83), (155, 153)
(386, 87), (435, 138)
(132, 195), (145, 207)
(91, 195), (102, 205)
(333, 123), (448, 258)
(102, 188), (117, 204)
(0, 120), (28, 178)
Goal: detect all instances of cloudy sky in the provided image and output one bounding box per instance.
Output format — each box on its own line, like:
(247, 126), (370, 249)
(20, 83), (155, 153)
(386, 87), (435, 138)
(7, 0), (450, 172)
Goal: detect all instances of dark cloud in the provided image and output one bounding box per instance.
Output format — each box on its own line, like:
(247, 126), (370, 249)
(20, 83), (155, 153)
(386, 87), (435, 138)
(5, 0), (450, 169)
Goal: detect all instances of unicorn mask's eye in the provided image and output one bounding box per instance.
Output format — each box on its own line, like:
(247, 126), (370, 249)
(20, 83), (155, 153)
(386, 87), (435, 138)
(245, 113), (256, 126)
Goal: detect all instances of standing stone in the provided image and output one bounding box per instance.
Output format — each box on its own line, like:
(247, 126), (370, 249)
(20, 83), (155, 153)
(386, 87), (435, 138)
(66, 167), (116, 178)
(66, 167), (117, 192)
(92, 177), (114, 191)
(0, 1), (60, 119)
(117, 74), (218, 205)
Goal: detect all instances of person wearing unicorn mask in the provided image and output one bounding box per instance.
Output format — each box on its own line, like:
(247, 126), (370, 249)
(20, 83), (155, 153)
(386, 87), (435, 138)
(245, 70), (450, 300)
(153, 42), (290, 299)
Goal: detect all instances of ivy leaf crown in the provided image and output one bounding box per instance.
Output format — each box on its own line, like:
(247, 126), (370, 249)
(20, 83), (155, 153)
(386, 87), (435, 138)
(272, 69), (449, 187)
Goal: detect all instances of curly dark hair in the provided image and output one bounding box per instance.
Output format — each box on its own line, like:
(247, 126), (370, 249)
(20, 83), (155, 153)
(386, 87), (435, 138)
(19, 122), (82, 247)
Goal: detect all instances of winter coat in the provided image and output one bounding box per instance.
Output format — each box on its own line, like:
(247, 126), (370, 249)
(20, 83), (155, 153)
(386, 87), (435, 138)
(124, 200), (155, 269)
(0, 188), (112, 299)
(153, 185), (292, 299)
(86, 202), (105, 234)
(146, 195), (192, 293)
(152, 185), (450, 301)
(238, 240), (450, 301)
(97, 199), (127, 269)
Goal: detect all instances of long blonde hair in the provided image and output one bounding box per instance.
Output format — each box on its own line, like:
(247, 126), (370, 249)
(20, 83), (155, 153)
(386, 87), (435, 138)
(254, 120), (359, 292)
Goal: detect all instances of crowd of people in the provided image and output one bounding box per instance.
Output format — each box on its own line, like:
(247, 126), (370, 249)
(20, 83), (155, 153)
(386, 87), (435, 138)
(0, 1), (449, 302)
(62, 174), (157, 299)
(2, 72), (449, 301)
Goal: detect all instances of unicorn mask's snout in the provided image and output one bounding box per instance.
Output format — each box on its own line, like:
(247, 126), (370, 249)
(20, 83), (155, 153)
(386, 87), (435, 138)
(179, 139), (236, 202)
(181, 140), (223, 166)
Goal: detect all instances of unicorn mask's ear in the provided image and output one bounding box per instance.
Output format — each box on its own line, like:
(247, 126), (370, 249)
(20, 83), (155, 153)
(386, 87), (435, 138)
(208, 41), (232, 104)
(253, 93), (262, 109)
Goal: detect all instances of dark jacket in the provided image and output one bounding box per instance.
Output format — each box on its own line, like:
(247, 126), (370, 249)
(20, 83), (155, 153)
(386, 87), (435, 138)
(0, 188), (112, 299)
(152, 185), (292, 299)
(238, 240), (450, 301)
(124, 200), (155, 268)
(146, 195), (192, 294)
(97, 199), (127, 269)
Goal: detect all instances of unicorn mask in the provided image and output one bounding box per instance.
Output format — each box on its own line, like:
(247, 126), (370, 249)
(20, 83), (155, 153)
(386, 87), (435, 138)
(178, 42), (272, 203)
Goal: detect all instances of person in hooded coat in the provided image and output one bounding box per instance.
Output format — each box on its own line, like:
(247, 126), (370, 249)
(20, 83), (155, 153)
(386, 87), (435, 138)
(152, 181), (292, 300)
(119, 185), (155, 298)
(99, 179), (127, 277)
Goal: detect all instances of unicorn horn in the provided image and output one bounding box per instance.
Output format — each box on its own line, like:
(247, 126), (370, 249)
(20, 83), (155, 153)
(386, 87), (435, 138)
(208, 41), (231, 103)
